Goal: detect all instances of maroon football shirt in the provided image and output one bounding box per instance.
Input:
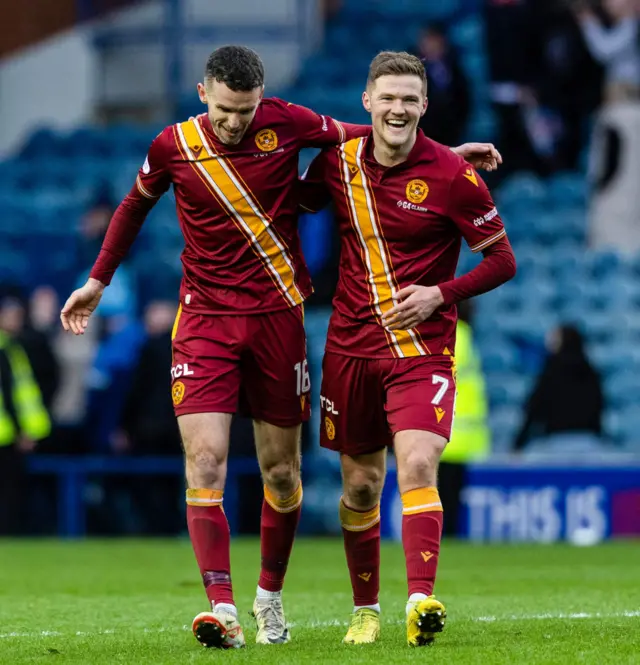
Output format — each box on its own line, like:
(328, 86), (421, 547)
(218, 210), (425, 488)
(300, 129), (513, 358)
(90, 98), (368, 313)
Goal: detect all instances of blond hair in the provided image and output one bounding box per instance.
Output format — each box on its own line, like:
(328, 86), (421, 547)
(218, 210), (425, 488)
(367, 51), (427, 94)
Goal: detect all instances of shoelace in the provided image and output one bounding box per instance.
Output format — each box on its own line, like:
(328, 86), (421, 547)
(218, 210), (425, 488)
(350, 611), (374, 635)
(254, 599), (287, 636)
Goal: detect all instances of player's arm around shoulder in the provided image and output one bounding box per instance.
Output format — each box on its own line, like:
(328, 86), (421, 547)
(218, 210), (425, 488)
(284, 98), (370, 147)
(298, 148), (335, 214)
(449, 142), (502, 173)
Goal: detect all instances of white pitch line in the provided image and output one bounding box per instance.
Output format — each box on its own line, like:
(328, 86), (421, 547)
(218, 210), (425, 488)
(474, 611), (640, 622)
(1, 611), (638, 640)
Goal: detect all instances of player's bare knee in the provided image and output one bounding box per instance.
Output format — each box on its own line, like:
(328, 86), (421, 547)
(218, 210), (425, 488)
(343, 467), (384, 510)
(397, 442), (443, 490)
(263, 458), (300, 496)
(184, 439), (227, 488)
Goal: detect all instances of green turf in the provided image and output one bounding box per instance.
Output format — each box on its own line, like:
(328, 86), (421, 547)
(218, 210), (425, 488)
(0, 538), (638, 664)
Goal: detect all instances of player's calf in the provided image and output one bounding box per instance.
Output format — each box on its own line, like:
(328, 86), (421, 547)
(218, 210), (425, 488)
(395, 431), (447, 644)
(339, 451), (385, 643)
(251, 421), (303, 643)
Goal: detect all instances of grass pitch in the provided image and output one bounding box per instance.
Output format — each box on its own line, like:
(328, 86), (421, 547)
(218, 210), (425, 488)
(0, 538), (638, 664)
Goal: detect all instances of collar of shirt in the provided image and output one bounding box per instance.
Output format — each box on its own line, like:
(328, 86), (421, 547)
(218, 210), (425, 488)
(198, 111), (264, 155)
(361, 128), (437, 178)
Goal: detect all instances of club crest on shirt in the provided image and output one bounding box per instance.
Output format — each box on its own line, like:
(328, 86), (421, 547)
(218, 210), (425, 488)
(406, 179), (429, 204)
(255, 129), (278, 152)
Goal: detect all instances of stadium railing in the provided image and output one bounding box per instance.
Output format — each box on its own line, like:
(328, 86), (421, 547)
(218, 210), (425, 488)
(28, 455), (259, 538)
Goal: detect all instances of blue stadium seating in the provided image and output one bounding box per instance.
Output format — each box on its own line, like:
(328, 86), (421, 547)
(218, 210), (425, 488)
(1, 3), (638, 451)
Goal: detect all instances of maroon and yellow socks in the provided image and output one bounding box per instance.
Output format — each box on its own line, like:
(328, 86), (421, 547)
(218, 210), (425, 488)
(340, 498), (381, 608)
(401, 487), (443, 598)
(258, 483), (303, 593)
(186, 488), (234, 607)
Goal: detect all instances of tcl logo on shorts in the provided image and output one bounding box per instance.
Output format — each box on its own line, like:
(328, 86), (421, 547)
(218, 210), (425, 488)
(320, 395), (339, 415)
(171, 363), (195, 379)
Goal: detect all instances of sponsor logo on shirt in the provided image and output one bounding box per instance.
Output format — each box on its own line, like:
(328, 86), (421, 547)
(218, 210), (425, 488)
(397, 200), (429, 213)
(406, 179), (429, 204)
(320, 115), (328, 132)
(253, 147), (285, 158)
(473, 206), (498, 227)
(142, 156), (150, 174)
(255, 128), (278, 152)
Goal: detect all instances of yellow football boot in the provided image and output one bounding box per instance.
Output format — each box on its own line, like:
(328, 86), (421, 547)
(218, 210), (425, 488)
(406, 596), (446, 647)
(343, 608), (381, 645)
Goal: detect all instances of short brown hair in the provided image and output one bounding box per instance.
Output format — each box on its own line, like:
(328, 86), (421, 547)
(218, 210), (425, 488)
(367, 51), (427, 94)
(205, 45), (264, 91)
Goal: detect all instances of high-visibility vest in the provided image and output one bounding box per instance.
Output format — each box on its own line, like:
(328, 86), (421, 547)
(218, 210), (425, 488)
(441, 320), (490, 464)
(0, 332), (51, 447)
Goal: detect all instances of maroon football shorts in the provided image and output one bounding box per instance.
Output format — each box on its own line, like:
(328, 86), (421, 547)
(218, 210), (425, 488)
(170, 305), (311, 427)
(319, 351), (456, 456)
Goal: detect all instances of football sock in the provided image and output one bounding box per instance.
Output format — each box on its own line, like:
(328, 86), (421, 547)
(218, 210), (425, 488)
(256, 585), (281, 599)
(258, 482), (303, 592)
(401, 487), (443, 597)
(354, 604), (381, 613)
(214, 602), (237, 617)
(340, 498), (381, 608)
(186, 488), (234, 607)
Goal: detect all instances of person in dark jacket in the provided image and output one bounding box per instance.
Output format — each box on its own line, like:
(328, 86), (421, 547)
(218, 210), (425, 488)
(484, 0), (546, 175)
(514, 324), (603, 450)
(412, 23), (471, 147)
(120, 300), (180, 456)
(116, 300), (182, 534)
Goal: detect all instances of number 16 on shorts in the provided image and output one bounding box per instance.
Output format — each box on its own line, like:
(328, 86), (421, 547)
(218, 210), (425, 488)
(295, 360), (311, 411)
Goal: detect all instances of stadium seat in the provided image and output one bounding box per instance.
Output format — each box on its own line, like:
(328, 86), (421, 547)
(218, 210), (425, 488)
(480, 344), (519, 374)
(450, 16), (484, 50)
(486, 372), (531, 408)
(547, 172), (588, 208)
(496, 173), (547, 209)
(488, 406), (522, 452)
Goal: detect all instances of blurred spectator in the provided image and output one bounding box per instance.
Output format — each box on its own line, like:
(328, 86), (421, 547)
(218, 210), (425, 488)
(20, 287), (60, 412)
(513, 325), (604, 451)
(120, 300), (180, 456)
(113, 300), (182, 534)
(484, 0), (546, 175)
(76, 182), (138, 320)
(322, 0), (343, 20)
(0, 293), (52, 535)
(77, 183), (117, 270)
(84, 312), (146, 454)
(537, 1), (604, 170)
(439, 301), (490, 537)
(574, 0), (640, 103)
(411, 23), (470, 147)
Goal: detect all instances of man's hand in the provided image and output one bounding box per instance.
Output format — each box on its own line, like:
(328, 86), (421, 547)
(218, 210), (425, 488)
(60, 278), (105, 335)
(381, 285), (444, 331)
(451, 143), (503, 172)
